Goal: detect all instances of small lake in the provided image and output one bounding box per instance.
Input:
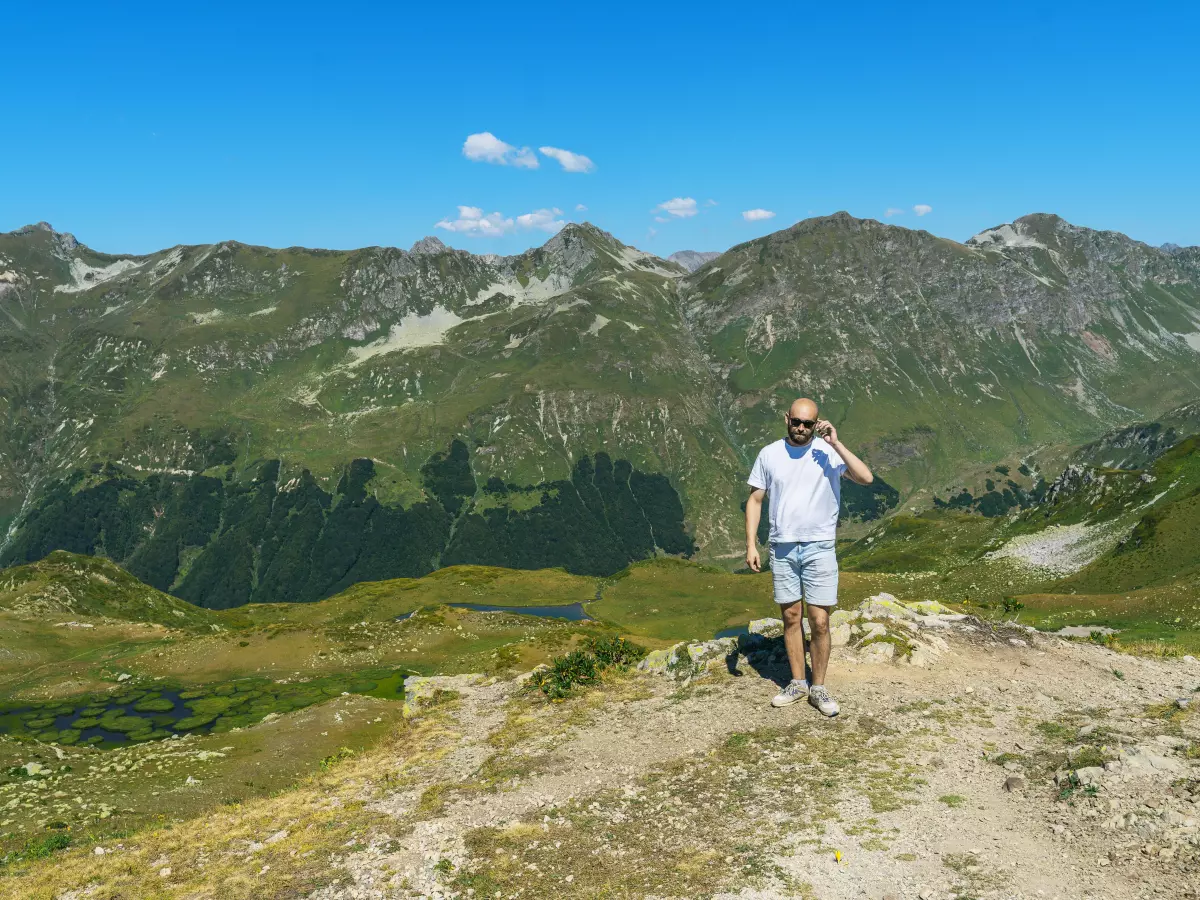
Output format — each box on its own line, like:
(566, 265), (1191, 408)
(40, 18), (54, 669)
(714, 624), (750, 639)
(448, 602), (593, 621)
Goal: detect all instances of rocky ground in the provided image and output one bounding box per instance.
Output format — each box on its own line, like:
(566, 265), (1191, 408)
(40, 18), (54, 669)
(9, 596), (1200, 899)
(308, 600), (1200, 900)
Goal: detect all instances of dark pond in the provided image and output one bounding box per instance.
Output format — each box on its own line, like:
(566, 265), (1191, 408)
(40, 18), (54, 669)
(0, 668), (407, 749)
(448, 602), (592, 621)
(714, 624), (750, 639)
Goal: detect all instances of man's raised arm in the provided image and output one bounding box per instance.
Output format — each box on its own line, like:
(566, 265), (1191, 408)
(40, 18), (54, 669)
(817, 420), (873, 486)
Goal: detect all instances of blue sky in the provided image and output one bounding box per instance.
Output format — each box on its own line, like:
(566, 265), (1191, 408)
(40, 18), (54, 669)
(4, 2), (1198, 256)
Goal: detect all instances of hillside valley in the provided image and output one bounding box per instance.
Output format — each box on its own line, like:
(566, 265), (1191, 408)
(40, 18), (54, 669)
(2, 213), (1199, 606)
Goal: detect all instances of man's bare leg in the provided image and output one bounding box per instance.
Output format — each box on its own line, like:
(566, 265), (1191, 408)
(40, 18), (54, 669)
(806, 604), (831, 686)
(780, 600), (807, 683)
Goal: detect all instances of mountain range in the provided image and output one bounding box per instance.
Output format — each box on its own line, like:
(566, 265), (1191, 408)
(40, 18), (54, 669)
(1, 212), (1198, 604)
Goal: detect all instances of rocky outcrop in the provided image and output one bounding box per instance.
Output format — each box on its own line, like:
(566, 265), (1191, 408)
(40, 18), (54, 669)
(638, 594), (970, 678)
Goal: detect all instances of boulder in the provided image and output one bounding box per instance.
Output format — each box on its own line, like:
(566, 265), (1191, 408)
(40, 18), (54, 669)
(402, 673), (483, 716)
(637, 644), (686, 675)
(859, 594), (919, 621)
(860, 641), (895, 662)
(686, 638), (738, 667)
(748, 618), (784, 637)
(904, 600), (955, 616)
(1074, 766), (1106, 785)
(829, 609), (859, 628)
(830, 623), (852, 647)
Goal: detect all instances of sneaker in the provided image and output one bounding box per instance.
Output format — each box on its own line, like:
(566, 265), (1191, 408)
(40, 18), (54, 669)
(808, 685), (840, 717)
(771, 679), (809, 707)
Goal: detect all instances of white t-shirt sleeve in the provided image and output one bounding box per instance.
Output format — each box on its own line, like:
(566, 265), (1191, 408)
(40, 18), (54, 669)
(747, 449), (768, 490)
(827, 442), (849, 477)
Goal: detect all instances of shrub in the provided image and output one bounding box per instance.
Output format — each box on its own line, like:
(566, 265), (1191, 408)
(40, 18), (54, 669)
(582, 635), (648, 669)
(530, 636), (647, 699)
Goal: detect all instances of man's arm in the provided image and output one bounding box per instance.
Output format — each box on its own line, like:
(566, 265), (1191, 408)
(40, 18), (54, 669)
(745, 487), (765, 571)
(817, 421), (873, 485)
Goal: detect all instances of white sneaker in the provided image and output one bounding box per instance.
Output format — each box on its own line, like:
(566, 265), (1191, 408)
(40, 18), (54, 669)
(808, 685), (840, 717)
(771, 679), (809, 707)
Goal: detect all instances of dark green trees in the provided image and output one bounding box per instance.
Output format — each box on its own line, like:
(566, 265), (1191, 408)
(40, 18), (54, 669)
(1, 444), (695, 607)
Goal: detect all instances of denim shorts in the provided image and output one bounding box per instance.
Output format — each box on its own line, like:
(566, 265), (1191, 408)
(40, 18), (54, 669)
(769, 540), (839, 606)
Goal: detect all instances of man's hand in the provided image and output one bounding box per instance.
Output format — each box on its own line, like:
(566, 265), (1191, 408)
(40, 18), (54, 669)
(819, 420), (875, 485)
(746, 545), (761, 572)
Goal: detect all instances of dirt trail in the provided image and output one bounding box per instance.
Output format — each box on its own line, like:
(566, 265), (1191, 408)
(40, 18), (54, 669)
(316, 622), (1200, 900)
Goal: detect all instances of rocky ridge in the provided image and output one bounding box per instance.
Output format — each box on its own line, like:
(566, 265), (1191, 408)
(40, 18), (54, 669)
(2, 211), (1200, 570)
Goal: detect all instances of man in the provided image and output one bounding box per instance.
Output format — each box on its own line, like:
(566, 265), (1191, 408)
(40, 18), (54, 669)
(745, 398), (874, 716)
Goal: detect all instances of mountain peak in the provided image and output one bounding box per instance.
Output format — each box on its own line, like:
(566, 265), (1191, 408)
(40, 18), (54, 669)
(409, 236), (447, 255)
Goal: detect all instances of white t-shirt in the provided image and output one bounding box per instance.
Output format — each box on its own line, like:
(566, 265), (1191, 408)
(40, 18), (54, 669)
(747, 437), (847, 543)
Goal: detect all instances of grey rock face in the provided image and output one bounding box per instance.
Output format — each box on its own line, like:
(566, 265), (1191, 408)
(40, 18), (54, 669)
(668, 250), (721, 273)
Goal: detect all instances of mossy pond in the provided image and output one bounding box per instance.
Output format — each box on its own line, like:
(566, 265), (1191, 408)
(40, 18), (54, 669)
(0, 668), (406, 748)
(448, 602), (592, 620)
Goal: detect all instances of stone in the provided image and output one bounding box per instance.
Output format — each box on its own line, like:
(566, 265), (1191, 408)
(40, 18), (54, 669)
(860, 622), (887, 641)
(94, 847), (106, 856)
(686, 638), (738, 667)
(159, 867), (172, 878)
(117, 673), (131, 682)
(1074, 766), (1105, 785)
(1155, 735), (1188, 750)
(907, 645), (939, 668)
(905, 600), (954, 616)
(637, 644), (685, 675)
(264, 829), (289, 844)
(828, 609), (859, 628)
(859, 594), (919, 621)
(1008, 638), (1027, 647)
(748, 618), (783, 636)
(860, 641), (895, 662)
(1175, 698), (1190, 710)
(829, 624), (852, 647)
(22, 762), (46, 777)
(1004, 774), (1027, 792)
(1078, 724), (1097, 738)
(401, 673), (484, 715)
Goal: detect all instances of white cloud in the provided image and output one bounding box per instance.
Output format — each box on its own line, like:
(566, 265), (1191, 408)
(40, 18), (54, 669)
(657, 197), (698, 218)
(462, 132), (539, 168)
(575, 203), (588, 211)
(539, 146), (596, 173)
(742, 208), (776, 222)
(511, 147), (539, 169)
(647, 227), (658, 237)
(516, 208), (566, 233)
(884, 207), (905, 218)
(436, 205), (566, 237)
(436, 206), (515, 236)
(654, 216), (669, 223)
(913, 204), (933, 216)
(704, 199), (718, 207)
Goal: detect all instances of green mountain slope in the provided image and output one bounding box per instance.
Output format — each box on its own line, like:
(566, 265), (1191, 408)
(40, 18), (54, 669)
(2, 213), (1198, 605)
(0, 550), (220, 626)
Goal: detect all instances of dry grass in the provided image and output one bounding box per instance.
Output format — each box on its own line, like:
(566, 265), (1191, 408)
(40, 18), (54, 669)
(0, 713), (460, 899)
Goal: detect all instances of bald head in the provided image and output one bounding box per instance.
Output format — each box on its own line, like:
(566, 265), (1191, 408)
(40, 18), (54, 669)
(784, 397), (820, 445)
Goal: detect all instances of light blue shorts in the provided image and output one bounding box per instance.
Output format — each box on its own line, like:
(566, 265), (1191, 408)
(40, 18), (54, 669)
(769, 540), (839, 606)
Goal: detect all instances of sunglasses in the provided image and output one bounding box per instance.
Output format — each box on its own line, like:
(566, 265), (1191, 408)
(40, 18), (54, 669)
(789, 417), (817, 428)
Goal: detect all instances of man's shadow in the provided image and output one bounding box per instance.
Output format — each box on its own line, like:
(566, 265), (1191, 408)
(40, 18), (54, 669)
(725, 633), (808, 688)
